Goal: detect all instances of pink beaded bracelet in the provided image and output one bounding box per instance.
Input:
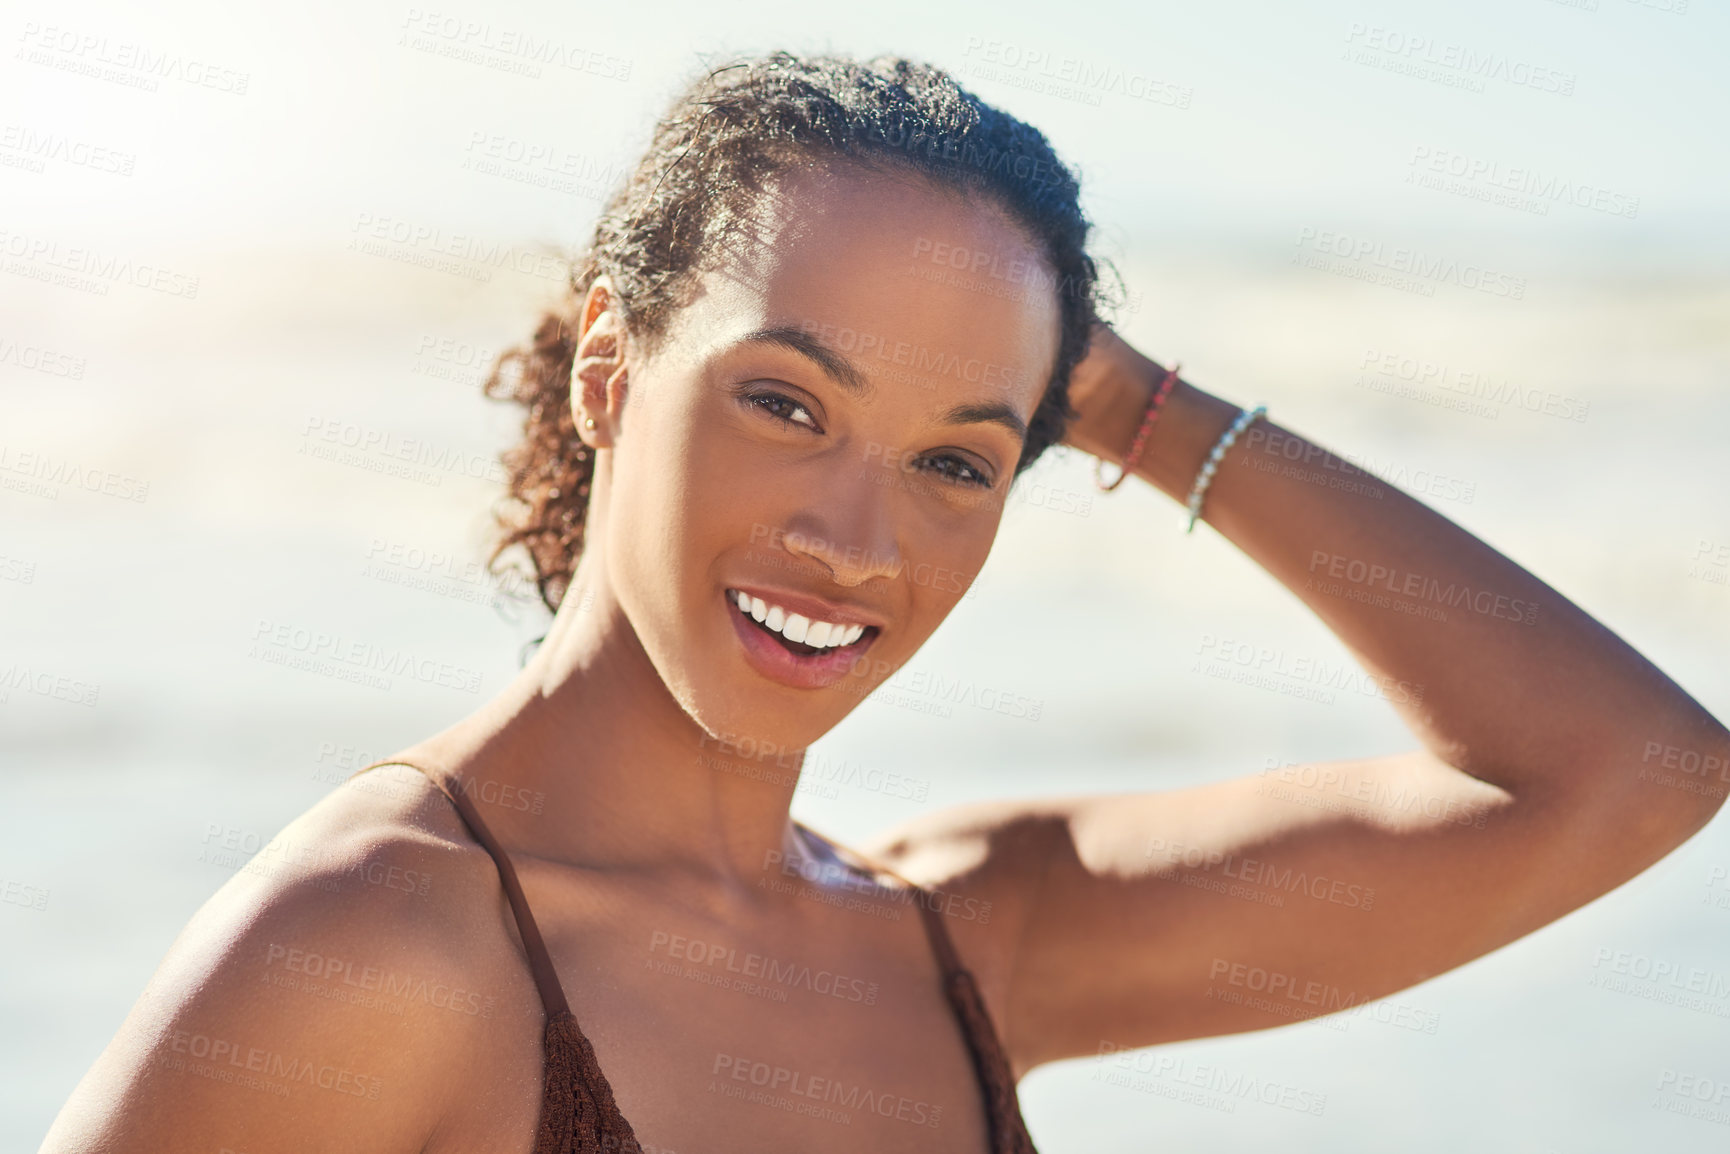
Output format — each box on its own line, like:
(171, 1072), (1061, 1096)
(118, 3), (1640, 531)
(1093, 362), (1181, 492)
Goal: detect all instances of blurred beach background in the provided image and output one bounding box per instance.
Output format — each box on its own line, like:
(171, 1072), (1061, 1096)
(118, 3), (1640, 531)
(3, 0), (1728, 1149)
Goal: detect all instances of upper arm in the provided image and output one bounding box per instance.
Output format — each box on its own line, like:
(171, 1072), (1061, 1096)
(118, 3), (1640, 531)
(869, 747), (1716, 1077)
(1003, 752), (1523, 1069)
(39, 770), (503, 1154)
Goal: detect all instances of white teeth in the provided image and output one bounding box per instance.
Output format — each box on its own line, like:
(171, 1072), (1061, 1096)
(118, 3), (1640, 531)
(730, 590), (870, 651)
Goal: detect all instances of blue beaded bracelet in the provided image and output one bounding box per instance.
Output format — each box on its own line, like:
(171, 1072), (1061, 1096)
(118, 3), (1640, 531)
(1184, 405), (1266, 533)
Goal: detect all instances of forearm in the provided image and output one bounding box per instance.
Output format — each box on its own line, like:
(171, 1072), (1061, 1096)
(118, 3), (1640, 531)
(1072, 340), (1730, 812)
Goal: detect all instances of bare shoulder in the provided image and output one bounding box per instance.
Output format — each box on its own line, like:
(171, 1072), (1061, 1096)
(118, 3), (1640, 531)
(855, 796), (1068, 1013)
(40, 765), (538, 1154)
(859, 792), (1069, 878)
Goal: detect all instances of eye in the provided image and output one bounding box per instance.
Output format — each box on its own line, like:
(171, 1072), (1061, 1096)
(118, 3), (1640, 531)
(921, 454), (994, 490)
(740, 388), (821, 433)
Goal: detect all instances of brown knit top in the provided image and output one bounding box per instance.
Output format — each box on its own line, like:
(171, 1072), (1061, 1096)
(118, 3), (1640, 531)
(353, 758), (1039, 1154)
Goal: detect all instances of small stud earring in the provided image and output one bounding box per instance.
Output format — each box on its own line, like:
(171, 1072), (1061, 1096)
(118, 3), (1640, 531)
(584, 417), (596, 430)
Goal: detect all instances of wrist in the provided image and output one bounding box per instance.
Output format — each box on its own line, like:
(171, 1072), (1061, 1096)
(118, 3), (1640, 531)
(1061, 330), (1168, 465)
(1061, 328), (1244, 503)
(1133, 380), (1245, 503)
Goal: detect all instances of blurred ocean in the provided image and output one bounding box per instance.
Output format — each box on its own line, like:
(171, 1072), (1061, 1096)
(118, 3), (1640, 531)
(5, 0), (1730, 1149)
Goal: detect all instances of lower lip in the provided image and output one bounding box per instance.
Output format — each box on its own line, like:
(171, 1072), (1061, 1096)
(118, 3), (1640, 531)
(725, 590), (877, 691)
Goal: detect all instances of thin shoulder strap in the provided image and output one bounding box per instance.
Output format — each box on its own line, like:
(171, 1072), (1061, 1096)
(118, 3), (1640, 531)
(349, 757), (571, 1020)
(800, 827), (974, 982)
(348, 756), (643, 1154)
(807, 828), (1039, 1154)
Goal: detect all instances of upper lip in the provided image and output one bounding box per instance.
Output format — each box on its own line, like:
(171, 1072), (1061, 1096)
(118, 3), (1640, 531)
(726, 583), (888, 631)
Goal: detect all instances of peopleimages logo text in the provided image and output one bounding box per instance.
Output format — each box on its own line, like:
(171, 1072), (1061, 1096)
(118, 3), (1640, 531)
(1294, 228), (1525, 300)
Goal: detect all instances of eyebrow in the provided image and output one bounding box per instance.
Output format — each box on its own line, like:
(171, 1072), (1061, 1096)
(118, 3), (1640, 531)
(737, 326), (1030, 444)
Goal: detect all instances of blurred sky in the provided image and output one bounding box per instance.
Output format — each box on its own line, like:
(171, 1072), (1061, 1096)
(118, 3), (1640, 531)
(5, 0), (1727, 260)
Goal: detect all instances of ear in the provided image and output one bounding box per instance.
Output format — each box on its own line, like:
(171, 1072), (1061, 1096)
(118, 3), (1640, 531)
(571, 275), (629, 449)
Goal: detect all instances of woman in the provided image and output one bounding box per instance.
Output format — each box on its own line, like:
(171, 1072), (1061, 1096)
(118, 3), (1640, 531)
(41, 53), (1730, 1154)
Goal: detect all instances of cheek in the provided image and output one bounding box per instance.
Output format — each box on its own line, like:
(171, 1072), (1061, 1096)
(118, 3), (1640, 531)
(939, 527), (995, 597)
(603, 399), (709, 615)
(875, 514), (998, 622)
(606, 391), (776, 637)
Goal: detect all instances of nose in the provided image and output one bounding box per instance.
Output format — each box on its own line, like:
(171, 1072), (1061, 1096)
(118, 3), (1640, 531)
(782, 528), (904, 588)
(780, 479), (905, 589)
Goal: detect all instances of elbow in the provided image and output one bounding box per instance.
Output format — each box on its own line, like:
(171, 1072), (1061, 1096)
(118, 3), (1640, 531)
(1528, 716), (1730, 856)
(1619, 726), (1730, 849)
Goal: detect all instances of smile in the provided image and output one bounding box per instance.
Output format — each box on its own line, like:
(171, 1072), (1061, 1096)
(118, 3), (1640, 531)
(731, 589), (866, 650)
(723, 586), (881, 690)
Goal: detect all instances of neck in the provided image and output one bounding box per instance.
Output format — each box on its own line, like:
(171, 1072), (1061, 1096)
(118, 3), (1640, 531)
(400, 540), (817, 898)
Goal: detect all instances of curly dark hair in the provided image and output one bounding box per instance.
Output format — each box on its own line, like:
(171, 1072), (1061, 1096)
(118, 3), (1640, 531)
(483, 52), (1106, 614)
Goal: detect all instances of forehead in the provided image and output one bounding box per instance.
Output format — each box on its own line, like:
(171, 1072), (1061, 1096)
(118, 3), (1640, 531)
(670, 165), (1062, 418)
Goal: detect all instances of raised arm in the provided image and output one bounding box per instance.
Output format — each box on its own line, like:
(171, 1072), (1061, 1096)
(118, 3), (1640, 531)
(1066, 328), (1729, 802)
(866, 327), (1730, 1075)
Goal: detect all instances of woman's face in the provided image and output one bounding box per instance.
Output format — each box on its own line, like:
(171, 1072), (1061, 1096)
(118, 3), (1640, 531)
(595, 165), (1062, 752)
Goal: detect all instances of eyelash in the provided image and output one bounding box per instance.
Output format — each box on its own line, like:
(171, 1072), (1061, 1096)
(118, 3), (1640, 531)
(740, 389), (995, 490)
